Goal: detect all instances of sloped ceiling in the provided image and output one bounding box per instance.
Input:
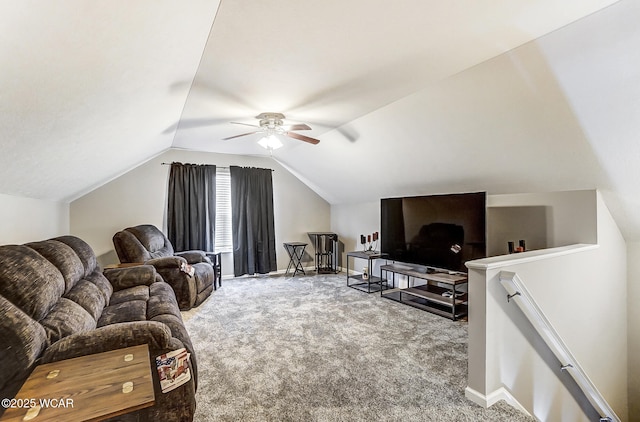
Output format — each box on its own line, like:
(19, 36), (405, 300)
(171, 0), (620, 151)
(5, 1), (640, 238)
(0, 0), (220, 199)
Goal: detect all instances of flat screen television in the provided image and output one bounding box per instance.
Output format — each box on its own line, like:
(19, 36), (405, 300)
(380, 192), (486, 273)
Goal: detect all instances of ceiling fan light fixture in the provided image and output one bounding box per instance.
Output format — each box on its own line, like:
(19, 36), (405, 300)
(258, 134), (283, 150)
(223, 112), (320, 145)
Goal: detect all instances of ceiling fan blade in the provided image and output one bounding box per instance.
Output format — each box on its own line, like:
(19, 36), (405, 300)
(285, 131), (320, 145)
(231, 122), (261, 128)
(222, 131), (261, 140)
(282, 123), (311, 131)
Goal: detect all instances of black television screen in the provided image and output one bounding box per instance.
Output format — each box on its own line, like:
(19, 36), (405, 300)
(380, 192), (486, 272)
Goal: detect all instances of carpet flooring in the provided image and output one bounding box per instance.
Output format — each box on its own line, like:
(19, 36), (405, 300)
(183, 274), (534, 421)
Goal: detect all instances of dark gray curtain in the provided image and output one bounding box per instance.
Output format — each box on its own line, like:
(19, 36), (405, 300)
(230, 166), (277, 276)
(167, 162), (216, 252)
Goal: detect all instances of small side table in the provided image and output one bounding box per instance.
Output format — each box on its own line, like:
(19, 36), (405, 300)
(0, 344), (155, 422)
(283, 242), (307, 276)
(206, 252), (222, 289)
(346, 251), (389, 293)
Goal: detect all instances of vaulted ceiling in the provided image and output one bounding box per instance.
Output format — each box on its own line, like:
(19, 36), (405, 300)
(4, 1), (640, 238)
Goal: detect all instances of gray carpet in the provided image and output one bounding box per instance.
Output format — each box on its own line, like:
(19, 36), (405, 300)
(183, 274), (534, 421)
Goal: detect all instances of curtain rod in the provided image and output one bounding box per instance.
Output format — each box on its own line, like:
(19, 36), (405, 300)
(160, 162), (274, 171)
(161, 162), (228, 169)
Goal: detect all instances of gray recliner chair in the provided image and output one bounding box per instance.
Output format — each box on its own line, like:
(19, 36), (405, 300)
(113, 224), (215, 310)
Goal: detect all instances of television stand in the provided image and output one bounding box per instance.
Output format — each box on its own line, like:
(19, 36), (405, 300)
(380, 264), (468, 320)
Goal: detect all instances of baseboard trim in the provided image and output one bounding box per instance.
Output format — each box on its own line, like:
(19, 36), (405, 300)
(223, 266), (320, 279)
(274, 266), (318, 276)
(465, 386), (531, 417)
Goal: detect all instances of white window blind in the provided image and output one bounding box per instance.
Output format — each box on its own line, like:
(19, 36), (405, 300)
(215, 167), (233, 253)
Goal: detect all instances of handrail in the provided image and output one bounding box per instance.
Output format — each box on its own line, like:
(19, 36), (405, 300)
(499, 271), (619, 422)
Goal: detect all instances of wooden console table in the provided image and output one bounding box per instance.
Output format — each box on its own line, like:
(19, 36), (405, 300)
(0, 345), (155, 422)
(380, 264), (468, 320)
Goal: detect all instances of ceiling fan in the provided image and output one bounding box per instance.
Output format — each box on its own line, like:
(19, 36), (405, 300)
(222, 112), (320, 147)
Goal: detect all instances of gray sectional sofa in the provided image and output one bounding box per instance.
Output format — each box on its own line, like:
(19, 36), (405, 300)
(0, 236), (197, 421)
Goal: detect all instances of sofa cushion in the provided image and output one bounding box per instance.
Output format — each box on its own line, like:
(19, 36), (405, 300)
(26, 240), (85, 294)
(0, 296), (48, 400)
(64, 279), (107, 321)
(113, 225), (175, 263)
(193, 262), (214, 293)
(40, 298), (97, 344)
(41, 322), (176, 364)
(54, 236), (99, 278)
(109, 285), (150, 305)
(98, 300), (147, 326)
(147, 282), (182, 320)
(127, 225), (174, 256)
(0, 245), (64, 321)
(150, 314), (195, 364)
(85, 271), (113, 305)
(103, 265), (157, 292)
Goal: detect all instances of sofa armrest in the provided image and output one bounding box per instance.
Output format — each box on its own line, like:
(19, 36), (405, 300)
(103, 265), (159, 291)
(40, 321), (183, 364)
(146, 255), (187, 269)
(175, 251), (211, 265)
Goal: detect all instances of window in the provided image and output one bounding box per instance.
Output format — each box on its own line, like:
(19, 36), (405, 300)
(215, 167), (233, 253)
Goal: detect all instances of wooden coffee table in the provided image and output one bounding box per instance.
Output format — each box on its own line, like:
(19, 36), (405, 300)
(0, 344), (155, 422)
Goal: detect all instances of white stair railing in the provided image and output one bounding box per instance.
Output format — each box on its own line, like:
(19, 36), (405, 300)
(499, 271), (619, 422)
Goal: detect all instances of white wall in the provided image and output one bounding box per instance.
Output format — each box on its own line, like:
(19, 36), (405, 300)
(330, 200), (379, 270)
(487, 205), (549, 255)
(70, 149), (331, 274)
(0, 193), (69, 244)
(488, 190), (598, 247)
(330, 190), (597, 269)
(71, 154), (168, 263)
(627, 241), (640, 421)
(280, 7), (610, 209)
(466, 191), (627, 420)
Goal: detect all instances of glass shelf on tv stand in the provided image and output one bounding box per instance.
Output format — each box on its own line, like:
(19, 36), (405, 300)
(380, 264), (468, 320)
